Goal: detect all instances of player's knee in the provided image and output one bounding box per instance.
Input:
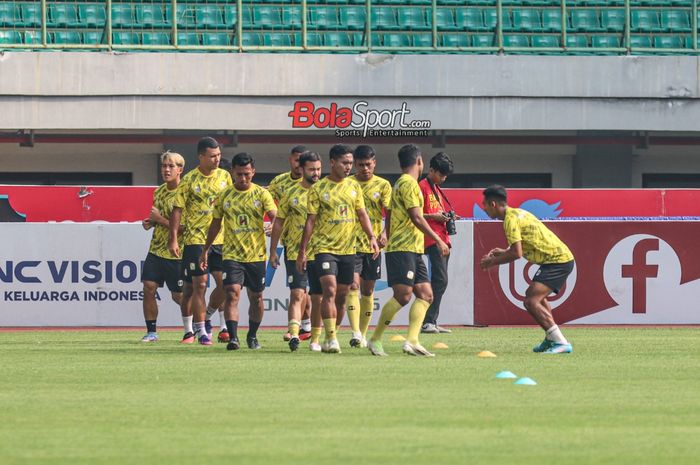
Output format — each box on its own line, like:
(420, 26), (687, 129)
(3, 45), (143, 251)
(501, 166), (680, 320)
(142, 282), (158, 296)
(523, 297), (537, 312)
(249, 292), (263, 305)
(395, 293), (412, 306)
(192, 279), (207, 294)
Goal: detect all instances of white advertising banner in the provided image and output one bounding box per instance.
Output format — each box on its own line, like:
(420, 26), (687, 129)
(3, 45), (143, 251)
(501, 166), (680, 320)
(0, 222), (474, 327)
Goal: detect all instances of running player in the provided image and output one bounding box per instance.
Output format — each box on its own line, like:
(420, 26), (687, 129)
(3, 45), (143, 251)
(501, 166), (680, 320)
(140, 151), (185, 342)
(368, 144), (449, 357)
(269, 151), (322, 351)
(297, 144), (379, 354)
(479, 184), (574, 354)
(200, 152), (277, 351)
(347, 145), (392, 348)
(168, 137), (232, 345)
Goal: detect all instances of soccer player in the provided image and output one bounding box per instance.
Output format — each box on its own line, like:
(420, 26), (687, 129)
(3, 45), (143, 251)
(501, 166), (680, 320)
(140, 151), (185, 342)
(368, 144), (449, 357)
(168, 137), (232, 345)
(297, 144), (379, 354)
(348, 145), (392, 348)
(269, 151), (322, 351)
(479, 185), (575, 354)
(200, 152), (277, 351)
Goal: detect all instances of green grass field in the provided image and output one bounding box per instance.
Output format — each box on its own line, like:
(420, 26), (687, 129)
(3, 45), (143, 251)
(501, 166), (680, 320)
(1, 327), (698, 465)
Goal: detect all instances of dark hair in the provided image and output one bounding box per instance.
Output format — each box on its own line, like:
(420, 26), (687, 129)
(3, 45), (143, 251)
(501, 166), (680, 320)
(354, 145), (375, 161)
(232, 152), (255, 168)
(218, 157), (232, 171)
(197, 136), (219, 154)
(397, 144), (421, 169)
(329, 144), (354, 161)
(482, 185), (508, 203)
(299, 151), (321, 167)
(291, 145), (307, 155)
(430, 152), (454, 175)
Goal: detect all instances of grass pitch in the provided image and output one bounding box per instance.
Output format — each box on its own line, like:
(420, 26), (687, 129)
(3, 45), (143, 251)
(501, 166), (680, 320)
(1, 327), (698, 465)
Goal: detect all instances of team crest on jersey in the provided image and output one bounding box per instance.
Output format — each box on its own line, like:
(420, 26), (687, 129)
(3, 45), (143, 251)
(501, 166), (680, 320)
(224, 201), (231, 209)
(220, 181), (227, 188)
(254, 200), (262, 208)
(337, 204), (349, 218)
(292, 198), (299, 206)
(238, 215), (249, 226)
(323, 192), (331, 201)
(373, 192), (381, 199)
(194, 186), (201, 193)
(350, 190), (357, 198)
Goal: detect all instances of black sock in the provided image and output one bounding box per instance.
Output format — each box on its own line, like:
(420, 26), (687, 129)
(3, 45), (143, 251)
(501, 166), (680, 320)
(226, 320), (238, 340)
(146, 320), (157, 333)
(248, 320), (261, 339)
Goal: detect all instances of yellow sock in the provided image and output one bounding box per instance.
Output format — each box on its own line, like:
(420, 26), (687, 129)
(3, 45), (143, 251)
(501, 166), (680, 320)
(346, 289), (361, 334)
(407, 298), (430, 344)
(288, 319), (300, 337)
(323, 318), (337, 341)
(370, 297), (403, 342)
(311, 327), (323, 344)
(359, 294), (374, 337)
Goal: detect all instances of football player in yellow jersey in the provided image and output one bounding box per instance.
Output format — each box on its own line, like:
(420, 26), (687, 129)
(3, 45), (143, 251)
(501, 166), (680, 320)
(347, 145), (392, 348)
(269, 151), (322, 351)
(368, 144), (449, 357)
(168, 137), (232, 345)
(480, 185), (575, 354)
(200, 153), (277, 351)
(140, 151), (185, 342)
(297, 144), (379, 354)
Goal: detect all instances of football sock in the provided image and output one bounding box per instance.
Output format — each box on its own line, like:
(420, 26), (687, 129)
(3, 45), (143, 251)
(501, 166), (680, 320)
(359, 294), (374, 337)
(346, 289), (361, 334)
(182, 316), (193, 334)
(219, 310), (226, 330)
(194, 321), (206, 338)
(407, 298), (430, 344)
(248, 320), (261, 340)
(311, 327), (323, 344)
(205, 305), (218, 320)
(146, 320), (157, 333)
(545, 325), (568, 344)
(289, 319), (300, 338)
(226, 320), (239, 340)
(370, 297), (403, 342)
(323, 318), (337, 341)
(301, 318), (312, 332)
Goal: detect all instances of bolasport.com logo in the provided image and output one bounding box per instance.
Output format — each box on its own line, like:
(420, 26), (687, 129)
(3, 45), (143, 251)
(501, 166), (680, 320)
(288, 101), (431, 138)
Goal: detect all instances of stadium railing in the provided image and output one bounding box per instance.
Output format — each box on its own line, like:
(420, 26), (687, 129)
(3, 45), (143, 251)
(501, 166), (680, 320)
(0, 0), (697, 55)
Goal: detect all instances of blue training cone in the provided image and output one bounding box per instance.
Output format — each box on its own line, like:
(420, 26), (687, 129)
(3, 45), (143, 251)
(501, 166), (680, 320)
(495, 371), (518, 379)
(514, 377), (537, 386)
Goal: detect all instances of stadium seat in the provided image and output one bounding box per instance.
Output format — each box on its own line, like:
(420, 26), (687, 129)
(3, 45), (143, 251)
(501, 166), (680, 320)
(202, 32), (231, 46)
(19, 3), (42, 28)
(541, 9), (563, 32)
(372, 7), (400, 30)
(239, 32), (263, 46)
(531, 34), (560, 47)
(436, 8), (458, 31)
(409, 0), (433, 5)
(176, 32), (199, 46)
(0, 30), (22, 44)
(224, 6), (238, 27)
(503, 34), (529, 47)
(82, 31), (105, 45)
(670, 0), (692, 5)
(254, 6), (283, 29)
(413, 33), (435, 47)
(472, 34), (496, 47)
(591, 35), (621, 48)
(0, 4), (19, 27)
(600, 9), (625, 32)
(465, 0), (497, 4)
(163, 4), (194, 28)
(142, 32), (171, 46)
(512, 9), (542, 33)
(282, 7), (302, 29)
(483, 9), (513, 31)
(294, 32), (323, 46)
(455, 9), (487, 32)
(438, 0), (470, 4)
(630, 35), (652, 48)
(654, 35), (684, 49)
(263, 33), (292, 46)
(78, 4), (106, 28)
(309, 7), (341, 29)
(382, 33), (411, 47)
(50, 31), (81, 45)
(631, 10), (662, 32)
(48, 5), (80, 28)
(135, 5), (168, 28)
(398, 8), (430, 31)
(196, 6), (225, 28)
(570, 10), (603, 32)
(111, 4), (134, 28)
(660, 10), (691, 32)
(440, 33), (470, 47)
(324, 32), (352, 46)
(565, 35), (589, 48)
(635, 0), (673, 5)
(23, 30), (42, 44)
(112, 32), (140, 45)
(339, 7), (366, 30)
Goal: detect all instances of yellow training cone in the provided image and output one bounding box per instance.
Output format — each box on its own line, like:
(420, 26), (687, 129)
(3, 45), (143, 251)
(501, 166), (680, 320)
(390, 335), (406, 342)
(477, 350), (497, 358)
(432, 342), (449, 350)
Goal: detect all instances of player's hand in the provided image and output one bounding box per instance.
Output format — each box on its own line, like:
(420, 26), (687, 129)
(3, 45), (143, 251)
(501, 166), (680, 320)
(488, 248), (506, 258)
(168, 239), (180, 258)
(370, 237), (380, 260)
(269, 253), (280, 269)
(142, 218), (152, 230)
(437, 239), (450, 257)
(296, 254), (307, 274)
(379, 230), (388, 248)
(149, 207), (161, 223)
(264, 222), (272, 237)
(480, 255), (494, 270)
(199, 250), (209, 271)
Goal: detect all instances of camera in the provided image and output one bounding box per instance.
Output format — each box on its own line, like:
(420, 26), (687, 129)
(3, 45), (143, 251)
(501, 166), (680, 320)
(444, 211), (457, 236)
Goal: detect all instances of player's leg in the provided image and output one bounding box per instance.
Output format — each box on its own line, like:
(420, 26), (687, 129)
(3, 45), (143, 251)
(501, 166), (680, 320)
(299, 294), (312, 340)
(403, 255), (434, 356)
(527, 262), (574, 354)
(181, 245), (211, 345)
(287, 288), (306, 351)
(346, 255), (363, 347)
(179, 282), (195, 343)
(223, 283), (242, 351)
(243, 261), (267, 350)
(141, 280), (160, 342)
(205, 271), (224, 337)
(319, 274), (340, 352)
(359, 252), (381, 345)
(307, 260), (324, 352)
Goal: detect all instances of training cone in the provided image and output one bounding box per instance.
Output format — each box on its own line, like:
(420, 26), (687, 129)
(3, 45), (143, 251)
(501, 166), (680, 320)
(495, 371), (518, 379)
(432, 342), (449, 349)
(514, 377), (537, 386)
(390, 335), (406, 342)
(477, 350), (497, 358)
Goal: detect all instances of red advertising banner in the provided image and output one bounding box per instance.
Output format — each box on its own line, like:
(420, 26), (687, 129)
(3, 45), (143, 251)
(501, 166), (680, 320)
(474, 221), (700, 325)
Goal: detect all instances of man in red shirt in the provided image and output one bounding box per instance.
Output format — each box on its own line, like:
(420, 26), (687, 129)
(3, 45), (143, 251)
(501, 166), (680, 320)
(418, 152), (454, 334)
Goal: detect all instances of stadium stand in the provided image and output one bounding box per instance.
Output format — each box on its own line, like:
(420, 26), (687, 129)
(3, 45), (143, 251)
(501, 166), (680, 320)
(0, 1), (697, 54)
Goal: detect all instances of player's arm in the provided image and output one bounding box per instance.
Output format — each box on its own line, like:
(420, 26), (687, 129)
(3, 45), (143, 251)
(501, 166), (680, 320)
(381, 209), (391, 248)
(199, 218), (222, 271)
(168, 207), (182, 258)
(480, 241), (523, 269)
(356, 208), (380, 259)
(407, 206), (449, 256)
(296, 214), (316, 273)
(268, 216), (285, 269)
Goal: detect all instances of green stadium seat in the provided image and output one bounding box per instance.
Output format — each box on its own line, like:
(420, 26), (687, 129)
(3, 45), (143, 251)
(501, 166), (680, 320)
(78, 4), (106, 28)
(0, 4), (19, 27)
(409, 0), (433, 5)
(254, 6), (283, 29)
(202, 32), (231, 46)
(294, 32), (323, 46)
(591, 35), (621, 48)
(483, 9), (513, 31)
(584, 0), (624, 5)
(0, 30), (22, 44)
(82, 31), (105, 45)
(240, 32), (263, 46)
(660, 10), (691, 32)
(465, 0), (496, 4)
(163, 4), (194, 28)
(196, 6), (225, 28)
(19, 3), (42, 28)
(340, 7), (366, 30)
(50, 31), (81, 44)
(224, 6), (238, 28)
(327, 0), (351, 4)
(356, 32), (382, 46)
(503, 34), (529, 47)
(23, 30), (42, 44)
(440, 33), (470, 47)
(398, 8), (430, 31)
(654, 35), (684, 49)
(526, 0), (562, 4)
(685, 36), (698, 48)
(600, 9), (625, 32)
(324, 32), (352, 46)
(472, 34), (496, 47)
(309, 7), (341, 29)
(112, 32), (140, 45)
(512, 9), (542, 33)
(263, 33), (292, 46)
(541, 9), (563, 32)
(570, 10), (603, 32)
(381, 0), (409, 4)
(142, 32), (171, 46)
(372, 7), (399, 30)
(565, 35), (588, 48)
(48, 5), (80, 28)
(382, 33), (411, 47)
(436, 8), (458, 31)
(631, 10), (662, 32)
(282, 7), (302, 29)
(111, 4), (134, 28)
(176, 32), (199, 46)
(135, 5), (168, 28)
(671, 0), (692, 5)
(636, 0), (673, 5)
(455, 9), (487, 32)
(413, 33), (435, 47)
(438, 0), (469, 4)
(531, 34), (559, 47)
(630, 35), (652, 48)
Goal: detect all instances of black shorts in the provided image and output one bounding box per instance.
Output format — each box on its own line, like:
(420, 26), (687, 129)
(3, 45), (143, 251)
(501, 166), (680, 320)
(306, 260), (323, 295)
(354, 252), (382, 281)
(314, 253), (355, 286)
(285, 259), (308, 290)
(386, 251), (430, 287)
(141, 253), (183, 292)
(533, 261), (574, 294)
(181, 244), (223, 282)
(222, 260), (266, 293)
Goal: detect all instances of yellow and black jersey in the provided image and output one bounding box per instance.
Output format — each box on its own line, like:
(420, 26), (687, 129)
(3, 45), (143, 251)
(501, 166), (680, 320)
(504, 208), (574, 264)
(268, 171), (301, 205)
(352, 175), (392, 253)
(148, 183), (181, 260)
(386, 174), (424, 254)
(277, 181), (311, 261)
